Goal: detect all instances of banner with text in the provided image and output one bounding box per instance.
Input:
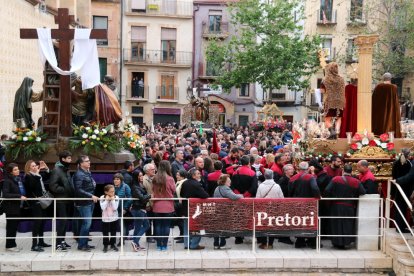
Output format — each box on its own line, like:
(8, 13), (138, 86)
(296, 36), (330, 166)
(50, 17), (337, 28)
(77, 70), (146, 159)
(189, 198), (318, 237)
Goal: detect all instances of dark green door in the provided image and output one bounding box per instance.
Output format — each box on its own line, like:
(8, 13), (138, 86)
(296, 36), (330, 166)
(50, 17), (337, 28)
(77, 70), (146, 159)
(99, 58), (107, 83)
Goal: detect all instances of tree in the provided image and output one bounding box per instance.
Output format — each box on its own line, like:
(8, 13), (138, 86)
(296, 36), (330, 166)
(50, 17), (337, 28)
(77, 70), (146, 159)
(366, 0), (414, 85)
(206, 0), (321, 95)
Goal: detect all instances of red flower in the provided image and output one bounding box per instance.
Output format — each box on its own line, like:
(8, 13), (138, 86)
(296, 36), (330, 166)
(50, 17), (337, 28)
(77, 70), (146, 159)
(350, 143), (358, 150)
(386, 142), (394, 151)
(353, 134), (362, 141)
(380, 133), (389, 142)
(369, 140), (377, 147)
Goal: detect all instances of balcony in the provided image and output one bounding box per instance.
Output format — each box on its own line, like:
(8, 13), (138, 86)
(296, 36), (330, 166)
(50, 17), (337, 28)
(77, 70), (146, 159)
(317, 9), (337, 25)
(202, 21), (229, 39)
(156, 86), (179, 102)
(123, 49), (192, 67)
(126, 0), (192, 18)
(125, 85), (149, 102)
(269, 87), (296, 104)
(346, 8), (367, 26)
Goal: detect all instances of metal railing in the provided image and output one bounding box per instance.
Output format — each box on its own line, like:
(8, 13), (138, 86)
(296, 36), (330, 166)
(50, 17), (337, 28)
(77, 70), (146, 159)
(202, 21), (229, 37)
(123, 48), (192, 66)
(156, 86), (179, 101)
(316, 9), (337, 25)
(385, 180), (414, 258)
(126, 85), (149, 99)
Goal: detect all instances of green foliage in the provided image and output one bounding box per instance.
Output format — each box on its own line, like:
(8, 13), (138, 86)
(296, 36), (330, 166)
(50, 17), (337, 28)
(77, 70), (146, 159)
(69, 123), (121, 155)
(206, 0), (321, 92)
(367, 0), (414, 80)
(4, 128), (48, 160)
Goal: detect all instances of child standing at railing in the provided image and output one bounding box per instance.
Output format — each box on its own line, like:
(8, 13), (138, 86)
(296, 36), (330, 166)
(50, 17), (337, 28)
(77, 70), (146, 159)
(100, 184), (119, 253)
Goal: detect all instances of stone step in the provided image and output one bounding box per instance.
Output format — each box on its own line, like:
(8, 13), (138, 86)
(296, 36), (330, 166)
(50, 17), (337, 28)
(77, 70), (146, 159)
(399, 258), (414, 268)
(398, 258), (414, 276)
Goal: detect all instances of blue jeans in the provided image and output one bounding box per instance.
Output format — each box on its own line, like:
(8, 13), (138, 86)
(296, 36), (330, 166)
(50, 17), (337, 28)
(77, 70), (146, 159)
(183, 219), (202, 249)
(153, 212), (173, 247)
(130, 209), (149, 244)
(76, 204), (94, 248)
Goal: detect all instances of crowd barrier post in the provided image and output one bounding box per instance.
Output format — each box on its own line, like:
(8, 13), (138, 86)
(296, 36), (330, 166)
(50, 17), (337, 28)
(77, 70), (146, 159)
(187, 198), (190, 253)
(51, 198), (57, 255)
(120, 199), (124, 255)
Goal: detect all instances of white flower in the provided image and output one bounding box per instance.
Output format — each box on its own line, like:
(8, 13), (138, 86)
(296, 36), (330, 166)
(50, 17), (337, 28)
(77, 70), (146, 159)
(36, 137), (41, 142)
(102, 129), (107, 134)
(11, 134), (16, 139)
(94, 129), (100, 134)
(82, 134), (88, 139)
(381, 143), (387, 149)
(346, 153), (351, 157)
(362, 138), (369, 145)
(375, 139), (381, 146)
(23, 137), (28, 141)
(338, 153), (342, 157)
(357, 142), (362, 149)
(91, 135), (97, 140)
(85, 127), (91, 131)
(26, 131), (32, 136)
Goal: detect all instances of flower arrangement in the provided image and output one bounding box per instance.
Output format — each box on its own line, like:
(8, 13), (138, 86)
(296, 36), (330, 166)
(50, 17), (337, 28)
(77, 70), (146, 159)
(121, 122), (143, 159)
(347, 132), (396, 156)
(69, 123), (121, 155)
(250, 118), (286, 132)
(5, 128), (48, 160)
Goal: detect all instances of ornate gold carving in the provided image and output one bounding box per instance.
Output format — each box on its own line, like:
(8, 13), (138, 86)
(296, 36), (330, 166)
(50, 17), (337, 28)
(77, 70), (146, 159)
(308, 139), (338, 153)
(349, 161), (392, 179)
(349, 146), (392, 159)
(354, 35), (379, 55)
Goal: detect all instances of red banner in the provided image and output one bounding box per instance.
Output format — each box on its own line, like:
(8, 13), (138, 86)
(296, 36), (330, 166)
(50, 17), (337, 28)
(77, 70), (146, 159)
(189, 198), (318, 237)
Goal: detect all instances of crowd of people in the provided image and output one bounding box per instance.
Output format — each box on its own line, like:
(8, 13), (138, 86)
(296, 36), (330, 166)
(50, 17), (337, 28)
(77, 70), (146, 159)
(1, 123), (413, 253)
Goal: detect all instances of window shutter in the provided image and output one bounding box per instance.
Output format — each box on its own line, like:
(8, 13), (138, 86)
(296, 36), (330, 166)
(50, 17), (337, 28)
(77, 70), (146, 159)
(131, 26), (147, 42)
(161, 28), (177, 40)
(131, 0), (146, 10)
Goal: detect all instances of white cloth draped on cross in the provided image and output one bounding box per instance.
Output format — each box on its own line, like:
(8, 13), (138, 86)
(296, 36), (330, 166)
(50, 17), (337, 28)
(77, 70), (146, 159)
(36, 28), (100, 90)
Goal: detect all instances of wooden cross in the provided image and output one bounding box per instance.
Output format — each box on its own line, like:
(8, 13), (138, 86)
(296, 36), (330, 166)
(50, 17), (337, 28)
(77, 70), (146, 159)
(20, 8), (107, 137)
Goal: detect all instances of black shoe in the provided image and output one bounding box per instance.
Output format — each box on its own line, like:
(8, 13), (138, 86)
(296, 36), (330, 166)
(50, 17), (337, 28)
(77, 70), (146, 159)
(38, 242), (51, 248)
(31, 245), (44, 252)
(62, 241), (71, 249)
(295, 242), (306, 248)
(103, 245), (108, 253)
(78, 246), (91, 252)
(278, 237), (293, 245)
(56, 244), (67, 252)
(86, 245), (95, 249)
(175, 238), (184, 243)
(110, 245), (119, 252)
(235, 237), (244, 244)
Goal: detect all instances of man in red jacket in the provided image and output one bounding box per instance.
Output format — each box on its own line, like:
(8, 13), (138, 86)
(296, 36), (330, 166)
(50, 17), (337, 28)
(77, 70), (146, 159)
(221, 147), (240, 176)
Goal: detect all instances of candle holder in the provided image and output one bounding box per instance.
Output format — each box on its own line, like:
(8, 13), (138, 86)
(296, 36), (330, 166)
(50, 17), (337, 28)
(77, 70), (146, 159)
(346, 132), (352, 144)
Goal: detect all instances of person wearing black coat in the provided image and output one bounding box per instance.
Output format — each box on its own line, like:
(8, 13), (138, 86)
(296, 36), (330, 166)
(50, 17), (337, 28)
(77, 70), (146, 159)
(180, 168), (209, 250)
(49, 150), (74, 251)
(24, 160), (51, 252)
(395, 159), (414, 233)
(2, 163), (26, 252)
(130, 181), (151, 251)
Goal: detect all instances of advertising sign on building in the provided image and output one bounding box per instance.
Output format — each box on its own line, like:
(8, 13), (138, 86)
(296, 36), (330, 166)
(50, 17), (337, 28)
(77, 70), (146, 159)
(189, 198), (318, 237)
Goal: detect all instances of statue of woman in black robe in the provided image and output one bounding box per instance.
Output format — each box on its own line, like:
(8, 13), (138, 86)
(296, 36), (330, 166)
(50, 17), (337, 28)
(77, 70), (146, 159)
(13, 77), (36, 129)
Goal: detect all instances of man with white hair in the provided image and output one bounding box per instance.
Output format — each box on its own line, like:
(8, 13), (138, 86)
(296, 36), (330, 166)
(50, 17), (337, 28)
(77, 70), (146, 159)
(372, 72), (401, 137)
(288, 161), (320, 249)
(256, 169), (284, 249)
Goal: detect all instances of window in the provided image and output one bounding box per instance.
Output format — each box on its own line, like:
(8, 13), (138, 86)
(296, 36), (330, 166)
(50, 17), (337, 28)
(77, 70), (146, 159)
(209, 13), (222, 33)
(131, 26), (146, 61)
(271, 93), (285, 100)
(98, 58), (107, 83)
(206, 61), (220, 76)
(320, 0), (333, 22)
(346, 39), (357, 62)
(239, 83), (249, 97)
(132, 106), (144, 114)
(160, 75), (175, 99)
(132, 116), (143, 125)
(320, 38), (332, 60)
(93, 16), (108, 46)
(161, 28), (176, 63)
(239, 115), (249, 127)
(131, 72), (145, 98)
(350, 0), (363, 22)
(131, 0), (146, 12)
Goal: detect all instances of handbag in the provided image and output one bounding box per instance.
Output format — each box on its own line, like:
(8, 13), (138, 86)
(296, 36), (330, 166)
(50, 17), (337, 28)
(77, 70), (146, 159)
(38, 191), (53, 209)
(36, 176), (54, 209)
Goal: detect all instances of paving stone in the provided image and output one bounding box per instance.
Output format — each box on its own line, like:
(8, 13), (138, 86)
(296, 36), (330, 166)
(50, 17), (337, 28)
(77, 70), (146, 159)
(32, 253), (65, 271)
(60, 252), (92, 271)
(279, 249), (311, 268)
(147, 250), (174, 269)
(90, 252), (120, 270)
(330, 250), (365, 269)
(174, 250), (202, 269)
(358, 250), (393, 269)
(118, 252), (147, 270)
(227, 250), (256, 268)
(304, 250), (337, 268)
(254, 250), (284, 268)
(0, 253), (37, 272)
(201, 250), (229, 269)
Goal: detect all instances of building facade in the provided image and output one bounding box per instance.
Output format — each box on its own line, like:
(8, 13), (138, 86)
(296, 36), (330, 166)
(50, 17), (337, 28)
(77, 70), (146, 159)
(91, 0), (121, 90)
(193, 0), (260, 127)
(121, 0), (193, 125)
